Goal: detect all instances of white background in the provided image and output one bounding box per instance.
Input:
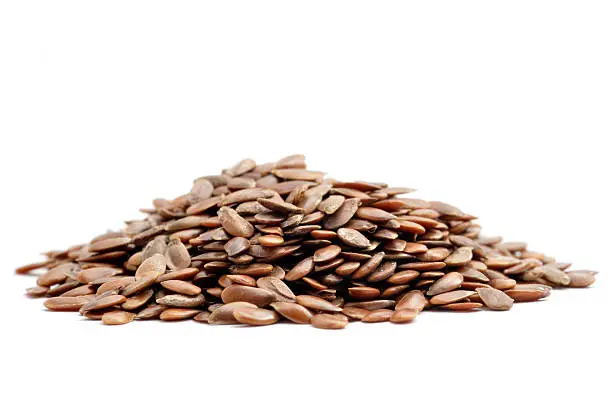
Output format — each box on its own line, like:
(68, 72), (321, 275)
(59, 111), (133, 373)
(1, 1), (610, 407)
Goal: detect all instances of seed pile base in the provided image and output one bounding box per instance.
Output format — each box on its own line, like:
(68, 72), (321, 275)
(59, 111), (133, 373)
(17, 155), (597, 328)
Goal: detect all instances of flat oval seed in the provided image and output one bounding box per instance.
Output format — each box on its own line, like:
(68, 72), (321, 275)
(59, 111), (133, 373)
(311, 314), (348, 330)
(160, 308), (200, 321)
(323, 198), (361, 229)
(286, 257), (314, 281)
(259, 235), (284, 247)
(390, 308), (418, 323)
(224, 237), (251, 257)
(337, 228), (371, 248)
(362, 309), (394, 323)
(429, 290), (476, 305)
(160, 280), (202, 296)
(44, 296), (89, 312)
(81, 294), (127, 312)
(208, 302), (258, 325)
(221, 285), (276, 307)
(102, 311), (135, 325)
(313, 245), (341, 263)
(218, 207), (255, 238)
(233, 308), (279, 326)
(270, 302), (313, 324)
(427, 272), (464, 296)
(296, 295), (342, 312)
(256, 277), (296, 302)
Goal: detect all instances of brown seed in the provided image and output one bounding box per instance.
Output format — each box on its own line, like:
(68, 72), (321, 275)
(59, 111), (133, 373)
(230, 263), (274, 277)
(156, 267), (199, 283)
(257, 198), (303, 214)
(233, 308), (279, 326)
(323, 198), (361, 229)
(441, 302), (483, 311)
(387, 270), (419, 285)
(318, 195), (345, 214)
(218, 207), (255, 238)
(286, 257), (314, 281)
(259, 235), (284, 247)
(135, 253), (166, 280)
(89, 237), (132, 253)
(156, 294), (205, 308)
(26, 286), (49, 297)
(311, 313), (348, 330)
(429, 290), (476, 305)
(160, 280), (202, 296)
(348, 287), (381, 300)
(296, 295), (342, 312)
(505, 288), (549, 302)
(160, 308), (200, 321)
(476, 287), (514, 311)
(341, 307), (370, 320)
(256, 277), (296, 302)
(337, 228), (371, 248)
(353, 252), (385, 279)
(356, 207), (396, 223)
(208, 302), (258, 324)
(396, 291), (428, 311)
(344, 299), (395, 310)
(390, 308), (418, 323)
(444, 247), (473, 267)
(221, 285), (276, 307)
(362, 309), (394, 323)
(427, 272), (464, 296)
(490, 278), (516, 290)
(313, 245), (342, 263)
(193, 311), (211, 323)
(270, 302), (313, 324)
(136, 304), (167, 319)
(44, 296), (89, 312)
(81, 294), (127, 312)
(76, 266), (123, 284)
(102, 310), (135, 325)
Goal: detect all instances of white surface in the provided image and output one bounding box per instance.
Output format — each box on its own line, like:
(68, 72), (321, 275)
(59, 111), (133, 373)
(0, 1), (610, 407)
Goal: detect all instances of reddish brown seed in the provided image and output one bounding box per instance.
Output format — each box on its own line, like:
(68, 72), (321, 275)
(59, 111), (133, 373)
(490, 278), (516, 290)
(387, 270), (419, 285)
(311, 314), (348, 330)
(323, 198), (361, 229)
(390, 308), (418, 323)
(233, 308), (280, 326)
(193, 311), (211, 323)
(81, 294), (127, 312)
(89, 237), (132, 253)
(227, 274), (257, 287)
(270, 302), (313, 324)
(135, 253), (166, 280)
(259, 235), (284, 247)
(159, 308), (200, 321)
(396, 291), (428, 311)
(441, 302), (483, 311)
(25, 286), (49, 297)
(353, 252), (385, 279)
(165, 238), (191, 270)
(256, 277), (296, 302)
(230, 263), (274, 277)
(427, 272), (464, 296)
(348, 287), (381, 300)
(221, 285), (276, 307)
(341, 307), (370, 321)
(160, 280), (202, 296)
(362, 309), (394, 323)
(356, 207), (396, 223)
(208, 302), (258, 325)
(505, 288), (549, 302)
(296, 295), (342, 312)
(430, 290), (476, 305)
(44, 296), (89, 312)
(76, 267), (123, 284)
(313, 245), (341, 263)
(136, 304), (166, 319)
(102, 311), (135, 325)
(286, 257), (314, 281)
(156, 268), (199, 283)
(335, 261), (361, 276)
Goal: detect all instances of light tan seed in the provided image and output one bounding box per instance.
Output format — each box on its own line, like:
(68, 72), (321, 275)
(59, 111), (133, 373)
(101, 310), (135, 325)
(156, 294), (205, 307)
(76, 267), (123, 284)
(122, 289), (154, 310)
(270, 302), (313, 324)
(89, 237), (131, 253)
(208, 302), (258, 324)
(490, 278), (516, 290)
(362, 309), (394, 323)
(311, 313), (348, 330)
(567, 271), (597, 288)
(318, 195), (345, 215)
(343, 299), (395, 310)
(156, 267), (199, 283)
(476, 287), (514, 311)
(427, 272), (464, 296)
(444, 247), (473, 267)
(135, 253), (166, 280)
(441, 302), (483, 311)
(505, 288), (549, 302)
(218, 207), (255, 238)
(26, 286), (49, 297)
(160, 308), (200, 321)
(193, 311), (211, 323)
(233, 308), (280, 326)
(165, 238), (191, 270)
(296, 295), (342, 312)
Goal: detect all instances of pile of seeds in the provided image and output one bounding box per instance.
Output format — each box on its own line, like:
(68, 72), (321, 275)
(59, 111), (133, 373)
(17, 155), (597, 329)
